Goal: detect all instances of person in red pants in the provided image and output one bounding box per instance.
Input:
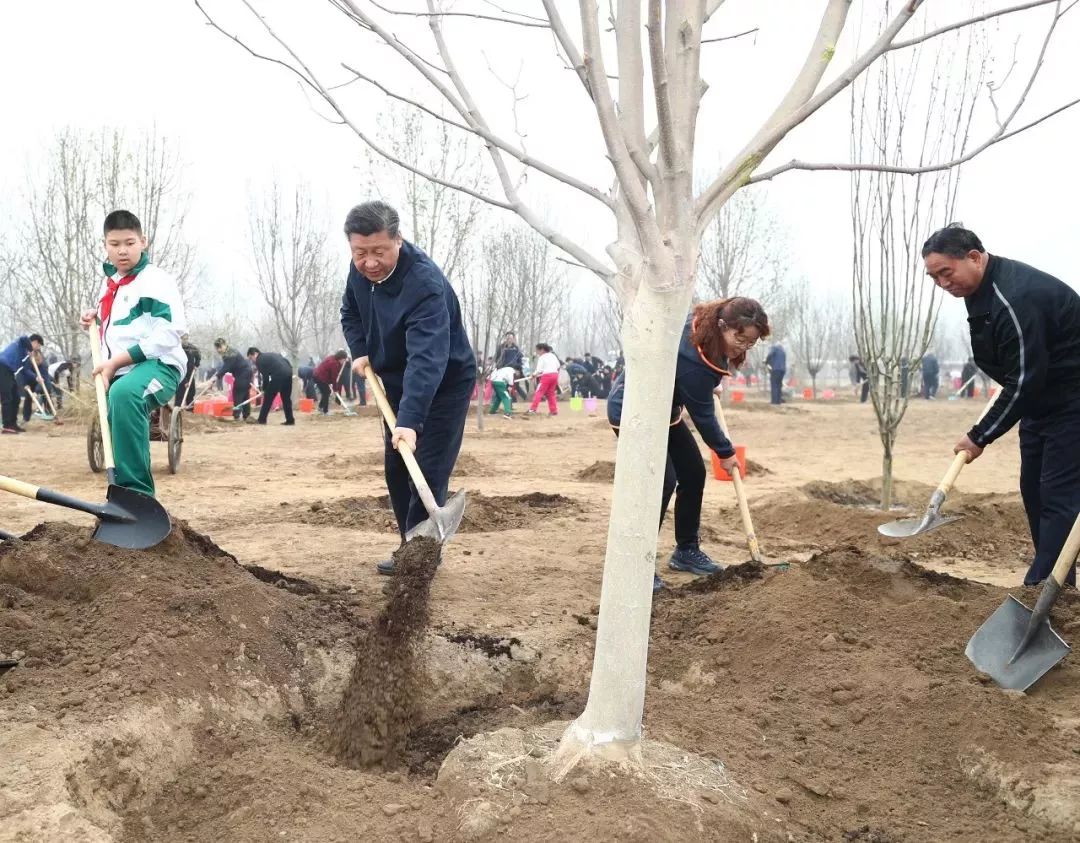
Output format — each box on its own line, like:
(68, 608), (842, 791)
(527, 343), (561, 415)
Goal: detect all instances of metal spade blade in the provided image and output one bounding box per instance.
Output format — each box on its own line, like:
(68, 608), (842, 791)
(91, 483), (173, 550)
(877, 508), (963, 538)
(965, 595), (1070, 692)
(404, 488), (466, 544)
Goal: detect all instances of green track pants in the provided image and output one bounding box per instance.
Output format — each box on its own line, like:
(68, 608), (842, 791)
(108, 360), (179, 497)
(488, 380), (512, 414)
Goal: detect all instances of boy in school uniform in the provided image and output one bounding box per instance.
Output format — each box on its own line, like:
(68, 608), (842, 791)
(80, 210), (187, 498)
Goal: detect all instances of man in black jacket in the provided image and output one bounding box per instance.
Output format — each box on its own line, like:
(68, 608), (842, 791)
(924, 225), (1080, 586)
(214, 338), (254, 421)
(248, 347), (295, 425)
(340, 201), (476, 574)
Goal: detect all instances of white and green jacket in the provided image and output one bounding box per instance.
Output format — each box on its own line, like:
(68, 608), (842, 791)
(96, 253), (187, 378)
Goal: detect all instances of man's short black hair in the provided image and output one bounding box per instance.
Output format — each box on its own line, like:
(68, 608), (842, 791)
(334, 349), (348, 360)
(104, 210), (143, 236)
(29, 333), (43, 345)
(247, 347), (260, 357)
(344, 201), (400, 238)
(214, 338), (227, 349)
(922, 224), (984, 259)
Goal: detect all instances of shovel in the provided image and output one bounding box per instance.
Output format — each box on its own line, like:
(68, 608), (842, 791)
(878, 391), (998, 539)
(0, 528), (15, 541)
(23, 386), (54, 422)
(29, 355), (63, 424)
(713, 396), (788, 569)
(84, 322), (172, 549)
(364, 363), (466, 543)
(965, 513), (1077, 691)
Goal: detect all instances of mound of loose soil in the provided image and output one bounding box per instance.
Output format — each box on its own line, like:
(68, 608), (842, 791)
(331, 537), (440, 768)
(0, 521), (362, 718)
(291, 492), (583, 533)
(648, 547), (1080, 841)
(576, 460), (615, 482)
(750, 484), (1034, 569)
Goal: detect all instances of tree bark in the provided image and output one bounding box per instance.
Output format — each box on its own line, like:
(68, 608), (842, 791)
(553, 276), (691, 776)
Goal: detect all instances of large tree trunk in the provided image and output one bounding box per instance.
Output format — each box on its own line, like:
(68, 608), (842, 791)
(553, 278), (692, 774)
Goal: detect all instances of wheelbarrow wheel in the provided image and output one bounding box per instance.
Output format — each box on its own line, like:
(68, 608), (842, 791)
(168, 407), (183, 474)
(87, 417), (104, 474)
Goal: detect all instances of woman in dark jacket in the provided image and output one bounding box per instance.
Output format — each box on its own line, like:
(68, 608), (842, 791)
(608, 297), (770, 591)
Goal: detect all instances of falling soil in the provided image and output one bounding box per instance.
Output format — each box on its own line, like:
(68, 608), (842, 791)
(646, 546), (1080, 842)
(745, 457), (771, 476)
(576, 460), (615, 482)
(330, 537), (440, 769)
(291, 491), (582, 533)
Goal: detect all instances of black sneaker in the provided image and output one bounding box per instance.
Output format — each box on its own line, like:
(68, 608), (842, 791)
(653, 573), (664, 592)
(668, 545), (724, 575)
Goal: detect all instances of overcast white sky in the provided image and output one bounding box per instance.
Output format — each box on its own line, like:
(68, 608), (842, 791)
(1, 1), (1077, 350)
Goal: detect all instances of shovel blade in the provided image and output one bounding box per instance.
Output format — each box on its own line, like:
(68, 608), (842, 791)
(877, 512), (962, 538)
(404, 489), (466, 544)
(92, 484), (172, 550)
(965, 595), (1071, 691)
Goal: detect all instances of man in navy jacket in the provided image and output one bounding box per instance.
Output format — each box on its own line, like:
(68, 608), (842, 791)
(340, 201), (476, 574)
(0, 334), (44, 434)
(924, 225), (1080, 587)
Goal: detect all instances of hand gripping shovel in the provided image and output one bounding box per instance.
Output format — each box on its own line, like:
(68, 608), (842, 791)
(364, 363), (465, 543)
(84, 322), (172, 549)
(713, 396), (787, 569)
(878, 392), (998, 539)
(965, 513), (1076, 691)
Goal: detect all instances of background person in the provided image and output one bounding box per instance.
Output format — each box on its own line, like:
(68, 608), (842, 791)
(0, 333), (43, 434)
(527, 343), (561, 416)
(214, 338), (254, 421)
(248, 347), (296, 425)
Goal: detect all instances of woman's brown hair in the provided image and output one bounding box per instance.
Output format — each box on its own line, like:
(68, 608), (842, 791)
(690, 297), (771, 368)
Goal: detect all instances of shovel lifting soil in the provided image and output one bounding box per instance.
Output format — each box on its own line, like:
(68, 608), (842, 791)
(364, 363), (465, 544)
(713, 396), (787, 570)
(965, 512), (1077, 691)
(0, 528), (15, 541)
(878, 392), (998, 539)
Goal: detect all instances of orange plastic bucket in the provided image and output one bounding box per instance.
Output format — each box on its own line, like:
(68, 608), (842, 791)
(731, 391), (745, 403)
(299, 398), (315, 413)
(710, 445), (747, 482)
(803, 387), (813, 399)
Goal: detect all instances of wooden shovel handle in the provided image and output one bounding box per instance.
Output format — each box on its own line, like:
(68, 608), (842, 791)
(940, 391), (1001, 495)
(28, 356), (60, 416)
(1050, 511), (1080, 587)
(87, 323), (117, 472)
(714, 396), (762, 563)
(0, 475), (40, 500)
(364, 363), (439, 518)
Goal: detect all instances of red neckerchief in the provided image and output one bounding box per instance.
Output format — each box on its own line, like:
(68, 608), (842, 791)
(99, 271), (139, 336)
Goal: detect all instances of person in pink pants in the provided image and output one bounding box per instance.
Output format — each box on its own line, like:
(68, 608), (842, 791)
(527, 342), (561, 415)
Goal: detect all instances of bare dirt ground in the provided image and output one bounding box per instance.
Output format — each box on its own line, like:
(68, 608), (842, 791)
(2, 394), (1078, 842)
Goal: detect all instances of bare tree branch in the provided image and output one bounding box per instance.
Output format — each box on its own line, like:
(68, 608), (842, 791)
(695, 0), (854, 230)
(887, 0), (1061, 52)
(340, 64), (613, 208)
(647, 0), (677, 174)
(751, 1), (1075, 184)
(578, 0), (662, 257)
(362, 0), (550, 28)
(616, 0), (658, 183)
(702, 27), (758, 45)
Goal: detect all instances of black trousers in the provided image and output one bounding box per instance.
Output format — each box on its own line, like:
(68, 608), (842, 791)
(1019, 402), (1080, 586)
(0, 366), (18, 429)
(383, 381), (473, 539)
(770, 370), (785, 404)
(258, 378), (295, 424)
(355, 376), (367, 405)
(232, 378), (252, 420)
(615, 418), (705, 548)
(315, 381), (332, 414)
(175, 373), (195, 408)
